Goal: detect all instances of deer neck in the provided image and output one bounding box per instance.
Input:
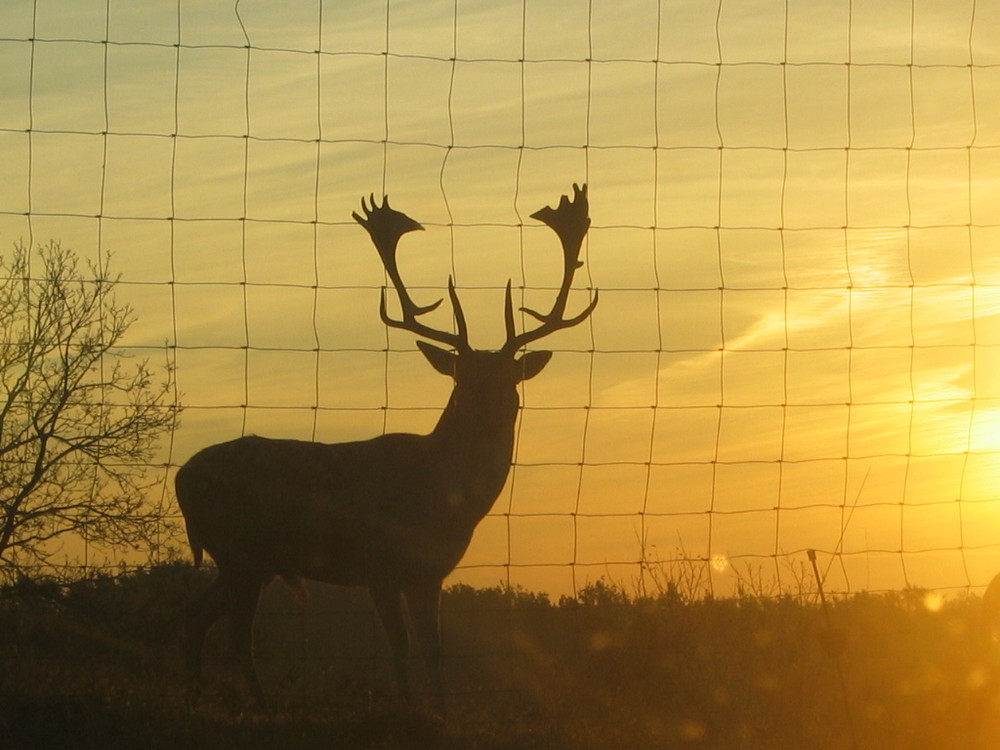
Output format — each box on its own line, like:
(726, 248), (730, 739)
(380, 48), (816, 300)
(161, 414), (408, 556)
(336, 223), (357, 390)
(430, 388), (519, 519)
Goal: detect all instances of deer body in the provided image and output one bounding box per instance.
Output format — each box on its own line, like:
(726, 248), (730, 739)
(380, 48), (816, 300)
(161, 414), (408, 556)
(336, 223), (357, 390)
(179, 434), (482, 588)
(177, 186), (595, 713)
(178, 348), (547, 588)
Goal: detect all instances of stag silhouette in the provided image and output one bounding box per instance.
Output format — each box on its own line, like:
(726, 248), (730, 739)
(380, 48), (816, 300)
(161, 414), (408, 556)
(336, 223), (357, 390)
(176, 184), (598, 713)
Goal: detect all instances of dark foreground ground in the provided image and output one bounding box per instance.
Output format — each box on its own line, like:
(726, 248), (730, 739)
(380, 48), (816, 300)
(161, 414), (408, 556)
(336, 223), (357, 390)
(1, 563), (999, 750)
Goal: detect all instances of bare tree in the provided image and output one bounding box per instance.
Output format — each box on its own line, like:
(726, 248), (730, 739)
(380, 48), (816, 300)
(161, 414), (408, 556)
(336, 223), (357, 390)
(0, 240), (178, 584)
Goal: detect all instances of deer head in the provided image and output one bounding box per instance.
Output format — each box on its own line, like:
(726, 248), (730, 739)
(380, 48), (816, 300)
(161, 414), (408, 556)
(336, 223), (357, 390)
(352, 184), (599, 394)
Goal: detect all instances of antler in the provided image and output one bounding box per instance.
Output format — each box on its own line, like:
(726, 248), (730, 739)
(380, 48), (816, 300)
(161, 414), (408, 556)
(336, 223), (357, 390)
(501, 183), (599, 354)
(353, 195), (470, 351)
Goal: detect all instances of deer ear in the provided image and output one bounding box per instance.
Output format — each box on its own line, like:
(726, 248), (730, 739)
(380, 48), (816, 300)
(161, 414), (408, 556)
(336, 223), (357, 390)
(516, 350), (553, 381)
(416, 340), (458, 377)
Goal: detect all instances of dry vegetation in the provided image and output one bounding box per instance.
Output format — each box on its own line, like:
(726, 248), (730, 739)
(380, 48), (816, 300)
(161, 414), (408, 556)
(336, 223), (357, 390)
(2, 563), (999, 749)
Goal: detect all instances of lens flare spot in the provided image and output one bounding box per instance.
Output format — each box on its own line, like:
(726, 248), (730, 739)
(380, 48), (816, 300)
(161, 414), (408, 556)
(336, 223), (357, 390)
(678, 720), (707, 741)
(589, 630), (613, 651)
(923, 591), (944, 613)
(967, 667), (989, 690)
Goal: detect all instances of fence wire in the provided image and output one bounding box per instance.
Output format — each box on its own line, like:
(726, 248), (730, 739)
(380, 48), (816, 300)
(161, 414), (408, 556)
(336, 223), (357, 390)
(1, 0), (999, 598)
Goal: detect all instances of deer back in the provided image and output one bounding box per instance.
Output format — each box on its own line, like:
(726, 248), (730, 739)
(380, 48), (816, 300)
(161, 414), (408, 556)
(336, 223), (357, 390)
(176, 431), (490, 586)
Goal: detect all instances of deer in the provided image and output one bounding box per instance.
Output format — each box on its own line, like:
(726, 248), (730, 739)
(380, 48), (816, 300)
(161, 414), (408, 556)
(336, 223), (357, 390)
(175, 183), (597, 714)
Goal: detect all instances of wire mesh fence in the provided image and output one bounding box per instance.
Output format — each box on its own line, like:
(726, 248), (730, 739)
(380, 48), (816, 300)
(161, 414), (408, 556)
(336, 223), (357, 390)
(1, 0), (1000, 598)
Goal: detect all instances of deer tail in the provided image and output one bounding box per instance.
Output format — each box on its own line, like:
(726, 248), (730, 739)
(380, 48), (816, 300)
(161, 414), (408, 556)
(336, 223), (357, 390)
(183, 518), (204, 567)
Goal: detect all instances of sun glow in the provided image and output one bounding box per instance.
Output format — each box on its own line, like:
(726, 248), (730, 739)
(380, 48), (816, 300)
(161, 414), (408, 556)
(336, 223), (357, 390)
(970, 406), (1000, 454)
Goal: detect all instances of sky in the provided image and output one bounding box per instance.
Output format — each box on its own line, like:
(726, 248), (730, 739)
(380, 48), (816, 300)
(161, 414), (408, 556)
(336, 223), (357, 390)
(1, 0), (1000, 596)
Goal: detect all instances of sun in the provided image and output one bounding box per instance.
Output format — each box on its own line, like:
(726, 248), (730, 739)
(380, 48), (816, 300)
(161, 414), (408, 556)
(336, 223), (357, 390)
(970, 405), (1000, 454)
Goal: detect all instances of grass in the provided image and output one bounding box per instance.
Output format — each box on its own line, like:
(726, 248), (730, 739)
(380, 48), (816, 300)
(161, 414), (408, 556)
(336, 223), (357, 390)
(1, 563), (999, 749)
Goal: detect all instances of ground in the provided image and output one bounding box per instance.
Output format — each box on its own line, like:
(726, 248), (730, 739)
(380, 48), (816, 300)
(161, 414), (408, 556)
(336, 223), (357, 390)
(1, 565), (998, 749)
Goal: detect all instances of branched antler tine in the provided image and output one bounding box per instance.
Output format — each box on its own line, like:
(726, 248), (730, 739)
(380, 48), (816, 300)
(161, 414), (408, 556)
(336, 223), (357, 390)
(561, 287), (599, 327)
(503, 281), (516, 343)
(379, 286), (463, 349)
(519, 284), (596, 327)
(519, 305), (549, 324)
(387, 271), (442, 318)
(354, 194), (440, 318)
(446, 277), (469, 346)
(379, 289), (443, 323)
(502, 184), (597, 353)
(356, 193), (468, 350)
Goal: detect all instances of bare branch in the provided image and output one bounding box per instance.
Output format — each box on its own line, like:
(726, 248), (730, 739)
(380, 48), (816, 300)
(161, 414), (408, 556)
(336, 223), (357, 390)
(0, 240), (179, 583)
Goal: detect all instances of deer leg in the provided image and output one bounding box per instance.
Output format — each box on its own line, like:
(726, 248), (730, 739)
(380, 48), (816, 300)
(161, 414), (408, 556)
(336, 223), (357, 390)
(182, 575), (231, 698)
(227, 576), (266, 706)
(406, 581), (445, 717)
(370, 585), (411, 704)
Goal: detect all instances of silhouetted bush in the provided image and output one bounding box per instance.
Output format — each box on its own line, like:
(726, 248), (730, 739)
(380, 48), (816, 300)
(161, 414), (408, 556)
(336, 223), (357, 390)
(2, 564), (999, 749)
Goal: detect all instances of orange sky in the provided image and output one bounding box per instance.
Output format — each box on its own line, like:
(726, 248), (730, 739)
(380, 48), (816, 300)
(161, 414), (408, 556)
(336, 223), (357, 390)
(1, 0), (1000, 596)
